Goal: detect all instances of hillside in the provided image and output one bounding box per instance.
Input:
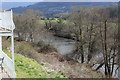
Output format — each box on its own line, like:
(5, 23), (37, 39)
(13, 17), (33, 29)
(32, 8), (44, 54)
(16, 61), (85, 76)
(4, 50), (66, 78)
(11, 2), (117, 17)
(2, 37), (104, 78)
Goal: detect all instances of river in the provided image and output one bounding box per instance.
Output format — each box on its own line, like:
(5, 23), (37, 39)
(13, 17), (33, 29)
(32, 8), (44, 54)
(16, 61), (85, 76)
(40, 35), (76, 55)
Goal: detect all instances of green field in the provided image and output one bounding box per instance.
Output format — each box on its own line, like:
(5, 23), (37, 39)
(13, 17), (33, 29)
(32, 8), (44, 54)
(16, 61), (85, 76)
(38, 20), (68, 23)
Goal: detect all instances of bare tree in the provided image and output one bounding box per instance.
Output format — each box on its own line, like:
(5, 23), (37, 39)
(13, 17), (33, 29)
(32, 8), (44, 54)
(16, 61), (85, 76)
(69, 6), (86, 63)
(14, 9), (44, 42)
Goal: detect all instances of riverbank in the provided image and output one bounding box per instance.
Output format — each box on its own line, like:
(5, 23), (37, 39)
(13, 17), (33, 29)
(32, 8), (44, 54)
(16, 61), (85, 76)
(32, 51), (104, 78)
(3, 38), (104, 78)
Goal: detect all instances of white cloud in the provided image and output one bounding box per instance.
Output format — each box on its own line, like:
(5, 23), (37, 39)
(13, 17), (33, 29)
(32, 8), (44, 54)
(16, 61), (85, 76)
(1, 0), (119, 2)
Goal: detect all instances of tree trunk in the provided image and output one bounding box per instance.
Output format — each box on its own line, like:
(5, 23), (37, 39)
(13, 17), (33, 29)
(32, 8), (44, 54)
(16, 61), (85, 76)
(79, 26), (84, 63)
(88, 23), (93, 63)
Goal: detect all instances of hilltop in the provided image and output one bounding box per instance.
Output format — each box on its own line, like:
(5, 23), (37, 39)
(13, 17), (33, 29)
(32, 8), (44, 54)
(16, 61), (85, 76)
(11, 2), (117, 17)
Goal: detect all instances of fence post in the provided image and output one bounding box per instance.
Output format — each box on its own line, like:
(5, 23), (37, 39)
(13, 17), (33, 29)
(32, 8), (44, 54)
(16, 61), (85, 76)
(11, 34), (16, 78)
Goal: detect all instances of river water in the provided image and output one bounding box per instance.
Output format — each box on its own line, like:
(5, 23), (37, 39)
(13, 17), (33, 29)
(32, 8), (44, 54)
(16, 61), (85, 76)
(40, 35), (76, 55)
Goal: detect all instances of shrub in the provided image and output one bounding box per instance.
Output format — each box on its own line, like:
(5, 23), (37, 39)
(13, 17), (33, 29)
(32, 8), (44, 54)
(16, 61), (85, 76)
(36, 41), (57, 53)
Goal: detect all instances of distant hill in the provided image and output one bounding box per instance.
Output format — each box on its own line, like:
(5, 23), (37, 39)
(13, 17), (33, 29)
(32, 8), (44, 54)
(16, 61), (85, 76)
(11, 2), (117, 17)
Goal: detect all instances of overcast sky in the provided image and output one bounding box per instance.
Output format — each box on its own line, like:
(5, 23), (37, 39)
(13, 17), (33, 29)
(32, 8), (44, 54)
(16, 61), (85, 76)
(1, 0), (120, 2)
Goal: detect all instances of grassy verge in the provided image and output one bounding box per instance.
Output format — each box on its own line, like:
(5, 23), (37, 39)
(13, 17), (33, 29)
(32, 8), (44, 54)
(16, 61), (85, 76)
(3, 49), (66, 78)
(15, 54), (47, 78)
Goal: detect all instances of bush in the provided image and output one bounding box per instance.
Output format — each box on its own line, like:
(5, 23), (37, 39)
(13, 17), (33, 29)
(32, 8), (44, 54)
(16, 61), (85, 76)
(36, 41), (57, 53)
(14, 37), (24, 41)
(14, 41), (38, 59)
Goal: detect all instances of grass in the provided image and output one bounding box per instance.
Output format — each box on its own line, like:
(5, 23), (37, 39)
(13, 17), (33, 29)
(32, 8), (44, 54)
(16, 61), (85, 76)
(3, 49), (66, 78)
(3, 49), (12, 59)
(15, 54), (47, 78)
(38, 20), (68, 23)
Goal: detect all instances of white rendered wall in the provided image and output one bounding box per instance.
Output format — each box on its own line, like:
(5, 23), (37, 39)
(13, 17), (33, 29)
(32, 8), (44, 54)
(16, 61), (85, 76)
(0, 36), (2, 50)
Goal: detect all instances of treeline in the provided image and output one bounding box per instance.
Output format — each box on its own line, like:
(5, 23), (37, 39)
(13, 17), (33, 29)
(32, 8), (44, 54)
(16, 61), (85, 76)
(44, 5), (119, 78)
(13, 9), (58, 53)
(69, 6), (118, 78)
(13, 9), (50, 43)
(13, 5), (118, 78)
